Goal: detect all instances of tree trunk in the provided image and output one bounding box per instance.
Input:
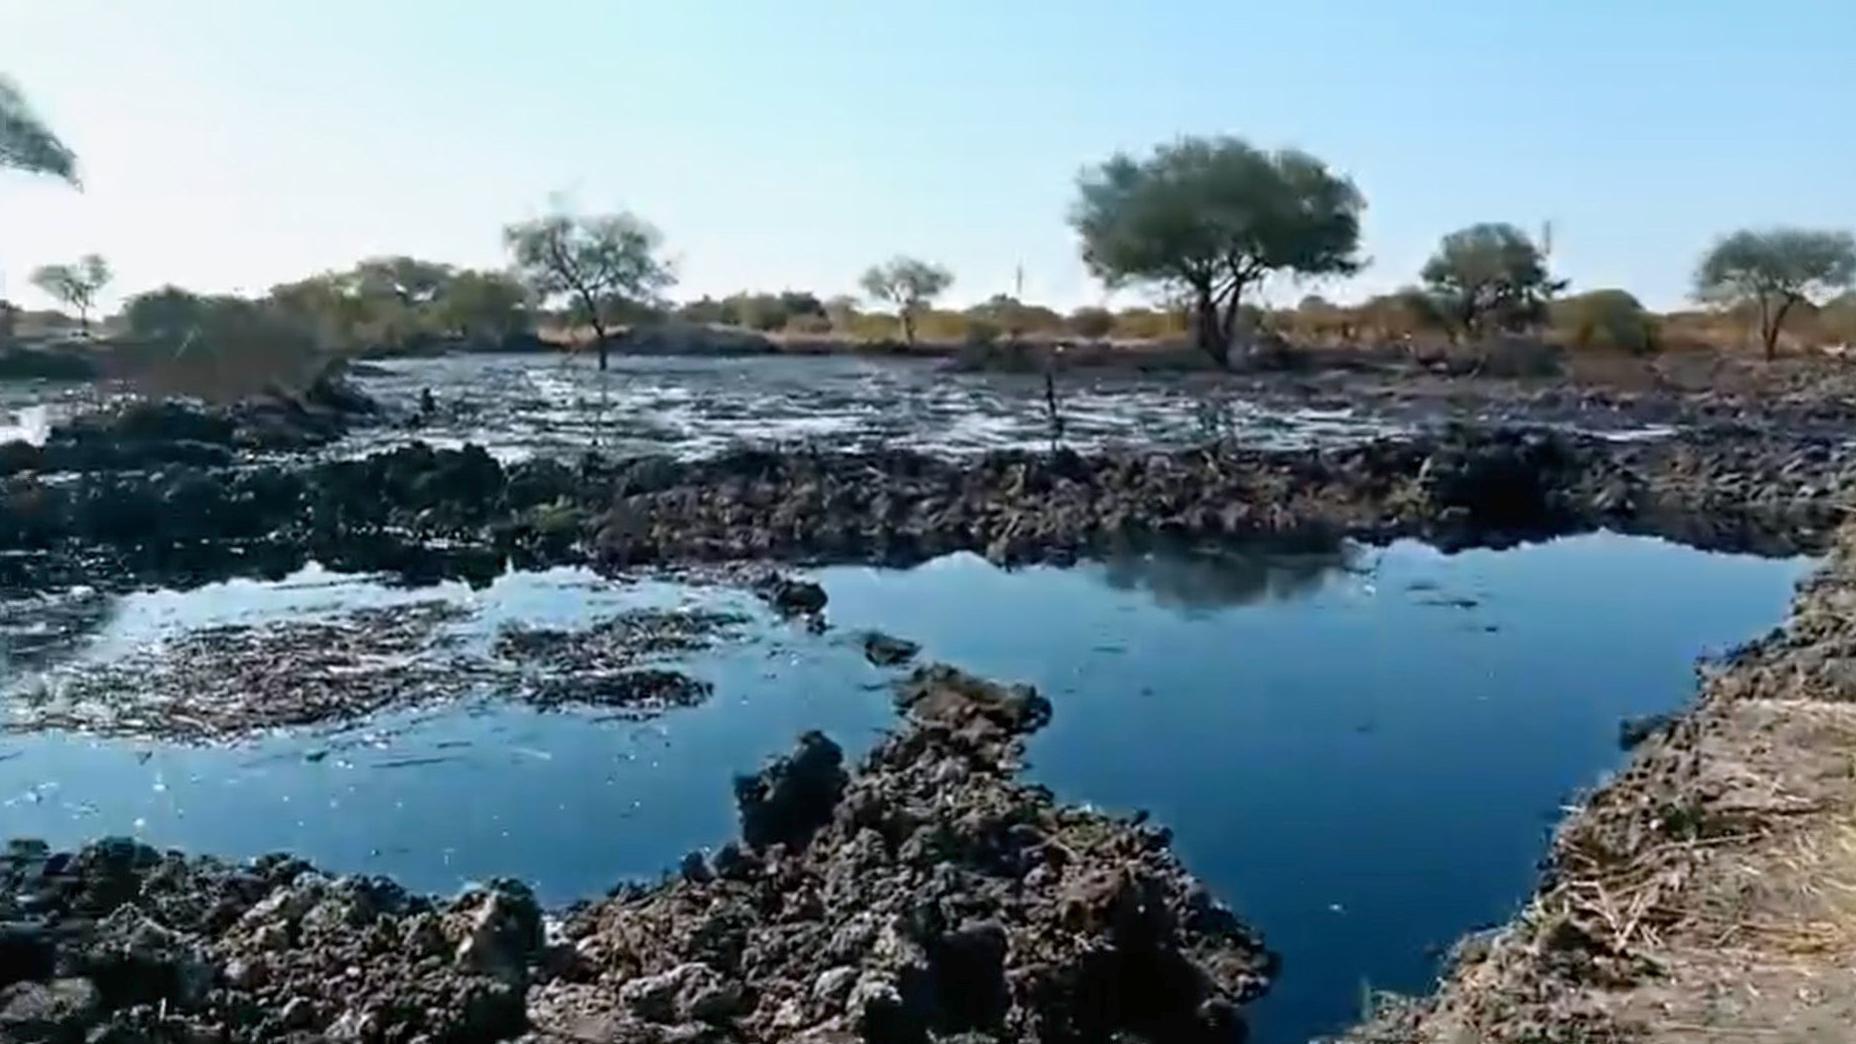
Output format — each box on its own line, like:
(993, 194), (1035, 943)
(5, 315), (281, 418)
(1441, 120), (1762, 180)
(1764, 295), (1798, 363)
(1192, 290), (1223, 367)
(901, 307), (915, 346)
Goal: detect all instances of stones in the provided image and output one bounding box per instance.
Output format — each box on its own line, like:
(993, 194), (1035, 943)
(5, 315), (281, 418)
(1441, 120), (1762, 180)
(0, 977), (101, 1042)
(756, 572), (829, 617)
(735, 731), (849, 852)
(862, 631), (921, 667)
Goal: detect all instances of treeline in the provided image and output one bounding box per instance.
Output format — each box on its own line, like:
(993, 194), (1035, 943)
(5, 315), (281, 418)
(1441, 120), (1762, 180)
(8, 67), (1856, 372)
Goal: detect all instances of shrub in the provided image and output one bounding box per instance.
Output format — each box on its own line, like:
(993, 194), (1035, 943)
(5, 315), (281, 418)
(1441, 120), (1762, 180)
(1552, 289), (1657, 354)
(1068, 306), (1114, 339)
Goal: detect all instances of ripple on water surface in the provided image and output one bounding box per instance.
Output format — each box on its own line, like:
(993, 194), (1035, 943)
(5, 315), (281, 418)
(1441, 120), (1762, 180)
(0, 533), (1812, 1044)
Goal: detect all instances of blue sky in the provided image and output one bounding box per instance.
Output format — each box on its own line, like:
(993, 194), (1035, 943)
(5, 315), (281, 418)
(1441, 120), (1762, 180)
(2, 1), (1851, 312)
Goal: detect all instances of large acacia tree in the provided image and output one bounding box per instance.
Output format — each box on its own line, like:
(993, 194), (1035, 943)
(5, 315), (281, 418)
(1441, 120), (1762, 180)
(0, 75), (76, 182)
(505, 210), (674, 369)
(1071, 136), (1363, 365)
(1420, 223), (1565, 339)
(1694, 228), (1856, 360)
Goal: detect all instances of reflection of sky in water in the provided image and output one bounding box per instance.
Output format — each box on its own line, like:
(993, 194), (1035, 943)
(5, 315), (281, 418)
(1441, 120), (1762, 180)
(0, 536), (1810, 1044)
(813, 535), (1810, 1044)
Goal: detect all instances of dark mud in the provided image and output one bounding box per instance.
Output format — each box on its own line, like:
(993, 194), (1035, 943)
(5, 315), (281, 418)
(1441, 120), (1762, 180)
(0, 666), (1274, 1043)
(0, 371), (377, 477)
(1, 424), (1846, 598)
(10, 604), (746, 742)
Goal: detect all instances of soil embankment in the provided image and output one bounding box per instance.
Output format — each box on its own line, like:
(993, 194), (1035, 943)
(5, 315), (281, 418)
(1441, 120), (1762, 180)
(1, 425), (1846, 594)
(1346, 521), (1856, 1042)
(0, 666), (1273, 1043)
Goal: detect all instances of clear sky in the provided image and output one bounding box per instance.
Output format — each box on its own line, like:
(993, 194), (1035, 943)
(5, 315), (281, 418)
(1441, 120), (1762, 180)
(2, 1), (1852, 313)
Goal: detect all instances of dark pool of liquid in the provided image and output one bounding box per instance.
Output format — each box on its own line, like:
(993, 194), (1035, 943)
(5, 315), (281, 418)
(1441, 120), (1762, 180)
(0, 534), (1809, 1044)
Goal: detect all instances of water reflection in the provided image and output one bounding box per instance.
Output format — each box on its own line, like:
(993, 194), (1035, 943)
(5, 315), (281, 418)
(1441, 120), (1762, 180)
(1094, 543), (1360, 612)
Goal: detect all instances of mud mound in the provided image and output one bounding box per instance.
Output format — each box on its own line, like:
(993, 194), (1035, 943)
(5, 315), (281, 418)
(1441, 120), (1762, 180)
(0, 665), (1276, 1043)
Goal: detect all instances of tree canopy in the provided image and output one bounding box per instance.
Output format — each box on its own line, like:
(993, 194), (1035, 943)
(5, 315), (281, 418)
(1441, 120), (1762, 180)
(1694, 228), (1856, 359)
(859, 257), (953, 344)
(1071, 135), (1363, 364)
(1419, 223), (1564, 339)
(30, 254), (110, 332)
(0, 75), (76, 182)
(505, 210), (674, 369)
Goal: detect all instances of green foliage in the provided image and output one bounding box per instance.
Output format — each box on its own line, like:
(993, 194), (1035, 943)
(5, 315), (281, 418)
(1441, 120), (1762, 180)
(1552, 289), (1656, 354)
(1419, 223), (1564, 339)
(1067, 306), (1114, 339)
(1694, 227), (1856, 358)
(859, 257), (953, 344)
(436, 270), (528, 342)
(0, 75), (76, 182)
(965, 294), (1062, 336)
(29, 254), (110, 331)
(117, 287), (327, 402)
(1071, 135), (1363, 363)
(504, 209), (675, 367)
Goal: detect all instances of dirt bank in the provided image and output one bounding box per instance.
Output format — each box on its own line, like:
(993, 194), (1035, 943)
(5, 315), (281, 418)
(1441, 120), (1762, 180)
(0, 666), (1273, 1043)
(0, 424), (1845, 595)
(1345, 520), (1856, 1042)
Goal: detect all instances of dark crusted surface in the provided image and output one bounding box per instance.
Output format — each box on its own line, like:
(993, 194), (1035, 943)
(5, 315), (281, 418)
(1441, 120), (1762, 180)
(0, 666), (1275, 1043)
(0, 425), (1847, 597)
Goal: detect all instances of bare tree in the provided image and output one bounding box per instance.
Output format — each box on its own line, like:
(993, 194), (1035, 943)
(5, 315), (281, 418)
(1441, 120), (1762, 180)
(505, 210), (674, 369)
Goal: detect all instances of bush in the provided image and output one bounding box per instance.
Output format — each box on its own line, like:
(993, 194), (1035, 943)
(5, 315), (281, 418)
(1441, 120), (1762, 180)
(1551, 289), (1657, 354)
(1068, 307), (1114, 339)
(112, 289), (328, 401)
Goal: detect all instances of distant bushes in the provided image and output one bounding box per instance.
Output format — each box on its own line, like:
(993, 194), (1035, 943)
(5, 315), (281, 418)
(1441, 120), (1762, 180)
(115, 287), (327, 401)
(1550, 290), (1657, 354)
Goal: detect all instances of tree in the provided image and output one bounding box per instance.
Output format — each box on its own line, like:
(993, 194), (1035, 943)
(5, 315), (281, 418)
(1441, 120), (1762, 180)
(436, 270), (528, 343)
(1419, 223), (1564, 339)
(0, 75), (76, 182)
(859, 257), (952, 345)
(124, 285), (209, 343)
(1071, 136), (1363, 365)
(1693, 228), (1856, 360)
(504, 210), (674, 369)
(30, 254), (110, 333)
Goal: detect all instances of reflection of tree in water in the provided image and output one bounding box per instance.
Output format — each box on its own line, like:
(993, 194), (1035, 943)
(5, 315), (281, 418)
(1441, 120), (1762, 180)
(1094, 541), (1360, 612)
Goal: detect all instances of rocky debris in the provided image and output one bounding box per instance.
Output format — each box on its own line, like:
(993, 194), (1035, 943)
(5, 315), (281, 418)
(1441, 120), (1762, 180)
(734, 730), (850, 851)
(492, 608), (744, 714)
(11, 603), (749, 741)
(0, 373), (380, 477)
(536, 664), (1274, 1042)
(1, 426), (1846, 595)
(1344, 522), (1856, 1043)
(1615, 711), (1674, 750)
(863, 630), (921, 667)
(755, 571), (829, 617)
(0, 664), (1275, 1043)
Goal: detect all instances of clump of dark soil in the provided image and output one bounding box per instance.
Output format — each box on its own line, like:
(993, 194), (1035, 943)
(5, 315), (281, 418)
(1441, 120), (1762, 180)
(1, 424), (1846, 598)
(0, 665), (1276, 1043)
(0, 370), (380, 477)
